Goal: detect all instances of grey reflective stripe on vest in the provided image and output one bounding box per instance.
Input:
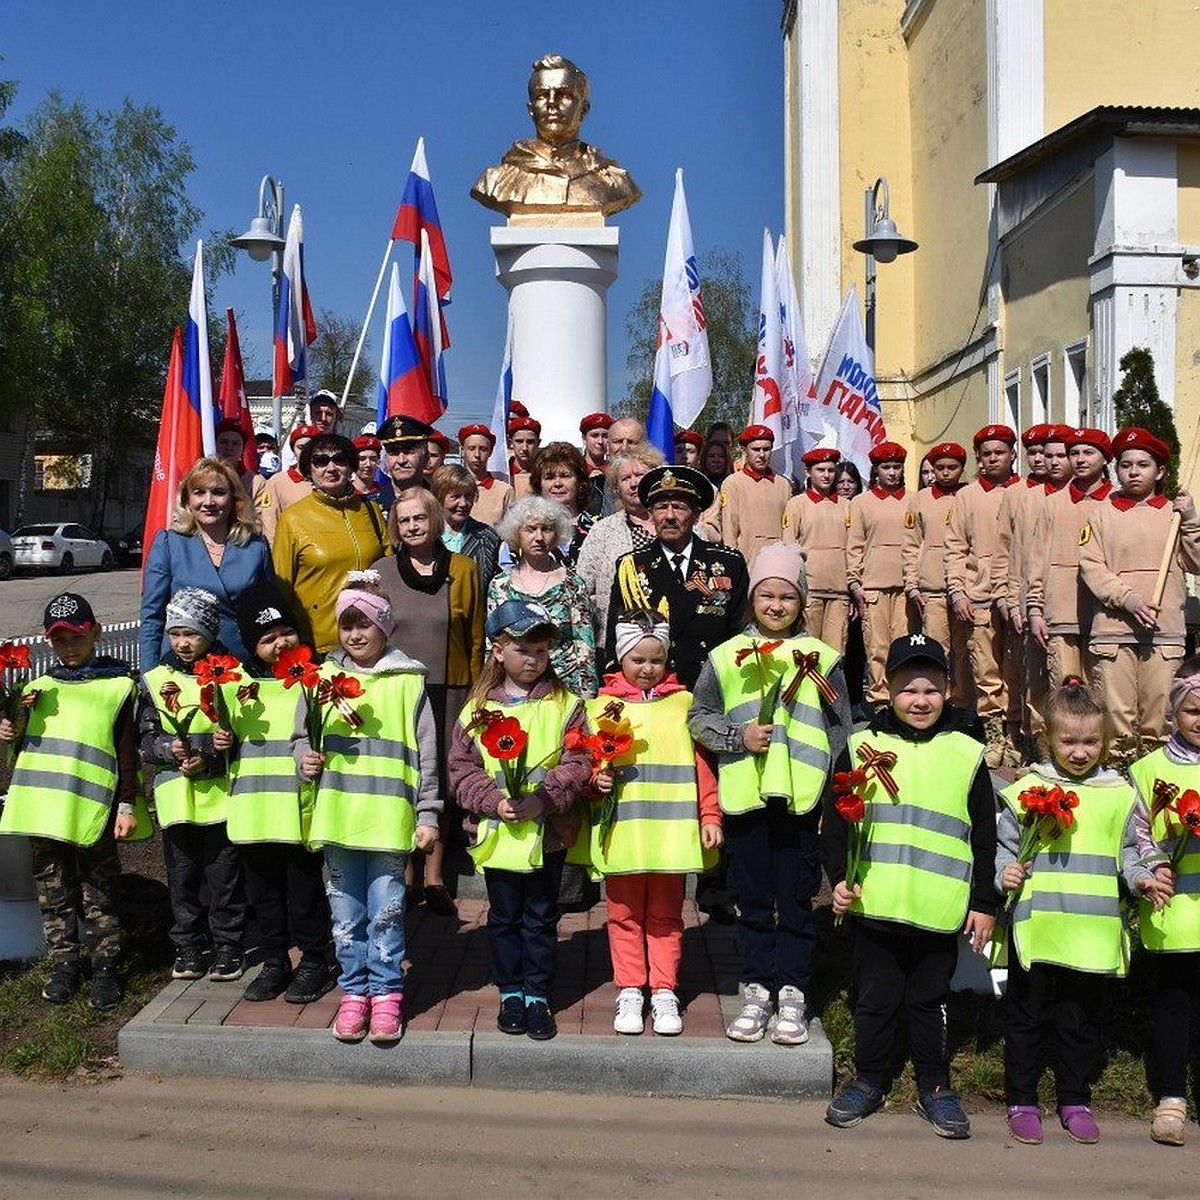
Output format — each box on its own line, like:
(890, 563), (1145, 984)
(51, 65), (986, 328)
(728, 696), (824, 730)
(489, 765), (549, 791)
(320, 771), (416, 799)
(1173, 871), (1200, 894)
(323, 733), (420, 770)
(231, 773), (300, 795)
(11, 769), (113, 806)
(237, 738), (292, 762)
(610, 798), (697, 823)
(866, 841), (971, 881)
(1029, 851), (1117, 876)
(871, 805), (970, 841)
(1012, 893), (1122, 922)
(782, 732), (830, 772)
(617, 764), (694, 786)
(21, 735), (116, 773)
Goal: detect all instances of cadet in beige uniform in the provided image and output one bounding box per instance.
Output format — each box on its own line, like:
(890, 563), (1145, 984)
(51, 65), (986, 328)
(782, 447), (850, 651)
(1026, 427), (1113, 704)
(902, 442), (973, 714)
(847, 441), (912, 707)
(508, 415), (540, 500)
(944, 424), (1022, 767)
(459, 422), (514, 528)
(1079, 426), (1200, 758)
(718, 424), (792, 567)
(674, 428), (703, 468)
(257, 424), (319, 544)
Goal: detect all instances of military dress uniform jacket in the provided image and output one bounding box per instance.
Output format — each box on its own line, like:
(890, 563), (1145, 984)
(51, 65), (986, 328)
(606, 537), (749, 690)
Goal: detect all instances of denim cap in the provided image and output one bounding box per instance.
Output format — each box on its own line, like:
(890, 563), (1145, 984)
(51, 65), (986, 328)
(485, 599), (559, 643)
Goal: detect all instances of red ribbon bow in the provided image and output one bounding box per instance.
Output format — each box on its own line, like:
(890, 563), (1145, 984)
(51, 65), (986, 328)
(855, 742), (900, 800)
(782, 650), (839, 706)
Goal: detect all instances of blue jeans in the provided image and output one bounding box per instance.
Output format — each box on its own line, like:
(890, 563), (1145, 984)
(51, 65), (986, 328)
(324, 846), (408, 996)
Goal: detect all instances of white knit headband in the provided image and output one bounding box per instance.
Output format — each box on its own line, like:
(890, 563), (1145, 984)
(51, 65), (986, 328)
(614, 620), (671, 663)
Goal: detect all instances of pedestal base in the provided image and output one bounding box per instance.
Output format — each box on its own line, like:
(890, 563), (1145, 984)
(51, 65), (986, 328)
(0, 837), (46, 961)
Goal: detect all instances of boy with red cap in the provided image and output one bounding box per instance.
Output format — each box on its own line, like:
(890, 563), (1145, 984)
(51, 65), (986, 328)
(508, 415), (541, 499)
(782, 447), (850, 651)
(674, 428), (703, 469)
(719, 425), (792, 566)
(579, 412), (612, 476)
(426, 429), (451, 476)
(847, 441), (912, 707)
(903, 442), (974, 716)
(1025, 428), (1113, 726)
(1079, 427), (1200, 758)
(258, 424), (320, 544)
(944, 424), (1022, 766)
(352, 434), (383, 499)
(459, 423), (514, 527)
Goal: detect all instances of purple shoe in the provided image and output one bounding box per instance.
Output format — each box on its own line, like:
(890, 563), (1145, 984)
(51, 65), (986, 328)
(1007, 1105), (1043, 1144)
(1059, 1105), (1100, 1144)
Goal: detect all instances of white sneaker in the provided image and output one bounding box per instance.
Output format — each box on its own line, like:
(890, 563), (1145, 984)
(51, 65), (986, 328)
(650, 989), (683, 1036)
(772, 985), (809, 1045)
(613, 986), (645, 1035)
(726, 982), (774, 1042)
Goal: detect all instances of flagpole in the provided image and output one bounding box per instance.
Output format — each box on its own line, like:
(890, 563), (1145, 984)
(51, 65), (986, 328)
(341, 240), (395, 411)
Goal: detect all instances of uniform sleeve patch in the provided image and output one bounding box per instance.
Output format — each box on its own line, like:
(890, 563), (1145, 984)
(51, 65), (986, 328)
(1078, 524), (1091, 546)
(904, 511), (916, 529)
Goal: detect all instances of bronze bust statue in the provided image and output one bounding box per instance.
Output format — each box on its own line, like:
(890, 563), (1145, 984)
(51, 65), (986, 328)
(471, 54), (642, 225)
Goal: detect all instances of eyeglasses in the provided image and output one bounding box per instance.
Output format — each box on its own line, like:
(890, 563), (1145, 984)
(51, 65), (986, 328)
(311, 452), (351, 468)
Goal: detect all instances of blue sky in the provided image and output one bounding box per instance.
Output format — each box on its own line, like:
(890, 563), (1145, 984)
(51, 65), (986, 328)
(3, 4), (784, 429)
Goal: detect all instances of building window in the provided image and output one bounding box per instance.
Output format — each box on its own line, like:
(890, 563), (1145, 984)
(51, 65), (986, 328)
(1031, 354), (1050, 427)
(1063, 340), (1089, 430)
(1005, 371), (1021, 437)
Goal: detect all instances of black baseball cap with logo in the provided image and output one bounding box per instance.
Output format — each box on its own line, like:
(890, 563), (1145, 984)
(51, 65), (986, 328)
(43, 593), (97, 635)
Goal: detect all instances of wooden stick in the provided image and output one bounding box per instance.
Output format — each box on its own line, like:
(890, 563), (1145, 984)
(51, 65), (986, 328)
(1150, 415), (1200, 608)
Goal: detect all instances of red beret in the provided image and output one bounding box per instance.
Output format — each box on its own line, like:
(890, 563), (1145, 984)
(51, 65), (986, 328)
(1042, 424), (1072, 445)
(288, 424), (322, 447)
(1064, 426), (1112, 459)
(674, 429), (704, 448)
(458, 423), (496, 448)
(802, 447), (840, 466)
(353, 435), (381, 453)
(508, 400), (529, 419)
(215, 417), (244, 438)
(739, 424), (775, 446)
(579, 412), (613, 434)
(428, 429), (451, 451)
(1112, 426), (1171, 464)
(973, 424), (1017, 449)
(508, 416), (541, 436)
(927, 441), (967, 464)
(1021, 424), (1052, 448)
(869, 440), (908, 464)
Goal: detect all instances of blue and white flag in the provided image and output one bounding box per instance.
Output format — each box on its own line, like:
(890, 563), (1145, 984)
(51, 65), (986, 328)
(486, 312), (514, 483)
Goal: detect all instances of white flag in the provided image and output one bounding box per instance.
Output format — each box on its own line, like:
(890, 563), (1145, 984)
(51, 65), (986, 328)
(751, 229), (786, 468)
(775, 234), (820, 475)
(812, 287), (888, 479)
(486, 311), (514, 483)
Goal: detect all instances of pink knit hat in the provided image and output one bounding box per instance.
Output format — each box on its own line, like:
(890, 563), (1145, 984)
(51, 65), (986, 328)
(749, 541), (807, 598)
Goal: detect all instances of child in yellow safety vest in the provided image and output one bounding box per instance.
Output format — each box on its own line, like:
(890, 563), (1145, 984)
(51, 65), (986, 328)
(1128, 657), (1200, 1146)
(997, 678), (1158, 1146)
(689, 541), (852, 1046)
(0, 592), (148, 1010)
(137, 586), (245, 987)
(296, 571), (440, 1044)
(447, 599), (592, 1042)
(591, 608), (723, 1037)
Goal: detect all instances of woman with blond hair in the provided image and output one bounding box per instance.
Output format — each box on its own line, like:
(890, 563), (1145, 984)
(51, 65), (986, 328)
(140, 456), (274, 666)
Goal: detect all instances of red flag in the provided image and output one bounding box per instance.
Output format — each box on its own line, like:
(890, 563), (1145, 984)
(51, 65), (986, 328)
(219, 308), (256, 476)
(143, 328), (195, 576)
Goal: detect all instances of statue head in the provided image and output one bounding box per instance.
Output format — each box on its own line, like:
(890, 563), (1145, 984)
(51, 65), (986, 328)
(527, 54), (589, 147)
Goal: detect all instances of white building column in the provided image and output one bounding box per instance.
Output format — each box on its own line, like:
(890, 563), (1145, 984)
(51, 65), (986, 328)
(490, 227), (619, 447)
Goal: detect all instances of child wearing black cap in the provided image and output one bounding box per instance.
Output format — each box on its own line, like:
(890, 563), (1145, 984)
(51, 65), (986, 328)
(0, 593), (150, 1008)
(822, 633), (997, 1139)
(137, 586), (246, 984)
(225, 582), (337, 1004)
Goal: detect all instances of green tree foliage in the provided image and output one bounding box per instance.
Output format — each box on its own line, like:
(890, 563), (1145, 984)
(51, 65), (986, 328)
(0, 91), (227, 525)
(619, 247), (756, 433)
(1113, 347), (1181, 494)
(310, 308), (373, 405)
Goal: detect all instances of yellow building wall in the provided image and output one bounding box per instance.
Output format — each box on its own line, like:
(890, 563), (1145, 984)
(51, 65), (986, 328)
(1045, 1), (1200, 129)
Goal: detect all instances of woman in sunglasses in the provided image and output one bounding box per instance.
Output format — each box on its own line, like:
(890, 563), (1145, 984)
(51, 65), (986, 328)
(271, 434), (391, 653)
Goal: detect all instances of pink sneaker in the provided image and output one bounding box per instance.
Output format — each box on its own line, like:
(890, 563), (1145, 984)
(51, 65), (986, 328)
(333, 994), (370, 1042)
(369, 993), (403, 1043)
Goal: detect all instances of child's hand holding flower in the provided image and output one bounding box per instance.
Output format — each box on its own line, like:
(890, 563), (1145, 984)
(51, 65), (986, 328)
(1001, 861), (1031, 892)
(593, 768), (615, 795)
(299, 750), (325, 781)
(742, 721), (774, 753)
(831, 880), (861, 916)
(178, 752), (205, 777)
(0, 717), (15, 742)
(212, 728), (234, 752)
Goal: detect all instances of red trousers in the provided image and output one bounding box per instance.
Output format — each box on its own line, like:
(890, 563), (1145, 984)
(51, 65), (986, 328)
(605, 873), (685, 991)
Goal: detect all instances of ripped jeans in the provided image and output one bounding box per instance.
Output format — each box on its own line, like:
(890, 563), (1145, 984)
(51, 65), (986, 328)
(323, 847), (408, 997)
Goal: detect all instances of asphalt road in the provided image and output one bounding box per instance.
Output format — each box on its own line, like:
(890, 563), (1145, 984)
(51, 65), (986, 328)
(0, 566), (143, 640)
(0, 1075), (1184, 1199)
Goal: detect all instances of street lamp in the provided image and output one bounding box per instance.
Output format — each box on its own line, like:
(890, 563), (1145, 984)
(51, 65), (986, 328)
(851, 176), (918, 355)
(231, 175), (286, 440)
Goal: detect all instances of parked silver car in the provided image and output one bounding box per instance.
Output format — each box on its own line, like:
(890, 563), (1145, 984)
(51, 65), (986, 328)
(0, 530), (12, 580)
(12, 523), (114, 573)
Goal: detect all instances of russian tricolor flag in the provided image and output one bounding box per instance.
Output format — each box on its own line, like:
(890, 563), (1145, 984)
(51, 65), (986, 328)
(182, 240), (216, 458)
(486, 312), (515, 483)
(376, 262), (438, 426)
(413, 229), (448, 410)
(274, 204), (317, 398)
(392, 137), (452, 303)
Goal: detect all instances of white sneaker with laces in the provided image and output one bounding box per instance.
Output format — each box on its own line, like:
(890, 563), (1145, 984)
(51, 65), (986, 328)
(726, 982), (774, 1042)
(772, 984), (809, 1045)
(613, 986), (645, 1035)
(650, 989), (683, 1036)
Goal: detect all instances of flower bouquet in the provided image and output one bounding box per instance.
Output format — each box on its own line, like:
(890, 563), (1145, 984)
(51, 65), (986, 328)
(193, 653), (242, 770)
(0, 642), (36, 765)
(735, 639), (785, 724)
(566, 700), (636, 852)
(1151, 780), (1200, 870)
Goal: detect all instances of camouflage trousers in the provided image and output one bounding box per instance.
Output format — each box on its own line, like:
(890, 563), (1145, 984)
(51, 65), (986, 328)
(29, 833), (122, 965)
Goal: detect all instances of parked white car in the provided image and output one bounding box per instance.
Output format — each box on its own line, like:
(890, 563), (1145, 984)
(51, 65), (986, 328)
(0, 530), (12, 580)
(12, 523), (114, 573)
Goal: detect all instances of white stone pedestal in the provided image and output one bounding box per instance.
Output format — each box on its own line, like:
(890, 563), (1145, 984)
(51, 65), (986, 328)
(0, 836), (47, 961)
(490, 227), (619, 448)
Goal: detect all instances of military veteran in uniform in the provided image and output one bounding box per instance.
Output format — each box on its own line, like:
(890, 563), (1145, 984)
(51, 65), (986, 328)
(606, 465), (748, 690)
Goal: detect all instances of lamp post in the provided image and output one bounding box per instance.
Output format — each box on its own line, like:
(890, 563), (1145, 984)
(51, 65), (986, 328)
(231, 175), (286, 441)
(851, 176), (918, 356)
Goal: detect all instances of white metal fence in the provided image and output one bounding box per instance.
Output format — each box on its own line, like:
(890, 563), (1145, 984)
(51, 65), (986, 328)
(4, 620), (141, 681)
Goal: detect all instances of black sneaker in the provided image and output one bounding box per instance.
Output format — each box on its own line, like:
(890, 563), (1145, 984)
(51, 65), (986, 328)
(209, 946), (244, 982)
(285, 959), (337, 1005)
(525, 1000), (557, 1041)
(89, 963), (123, 1010)
(42, 961), (81, 1004)
(172, 947), (207, 980)
(916, 1087), (971, 1139)
(497, 995), (527, 1035)
(825, 1078), (885, 1128)
(242, 959), (293, 1002)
